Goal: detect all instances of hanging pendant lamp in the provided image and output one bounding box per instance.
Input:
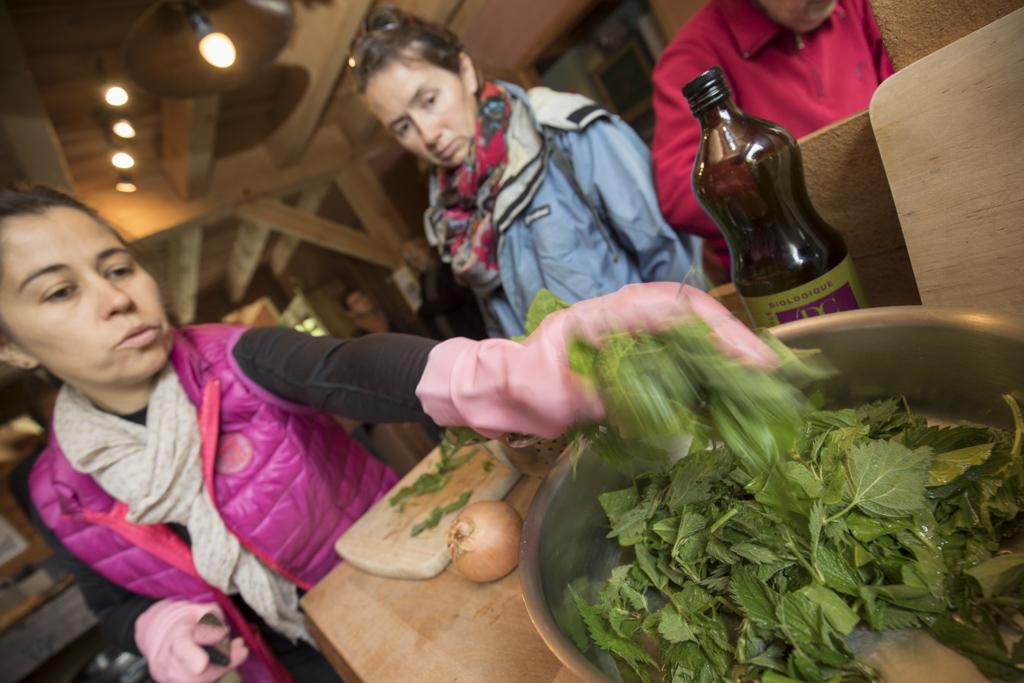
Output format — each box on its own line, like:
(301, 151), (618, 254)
(123, 0), (294, 98)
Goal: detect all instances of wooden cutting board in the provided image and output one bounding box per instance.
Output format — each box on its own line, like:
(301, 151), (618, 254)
(869, 8), (1024, 317)
(335, 441), (521, 579)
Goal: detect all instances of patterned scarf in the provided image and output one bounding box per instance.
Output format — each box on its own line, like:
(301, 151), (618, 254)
(433, 81), (512, 297)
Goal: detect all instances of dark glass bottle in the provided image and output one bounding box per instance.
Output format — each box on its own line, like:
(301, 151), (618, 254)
(682, 66), (866, 327)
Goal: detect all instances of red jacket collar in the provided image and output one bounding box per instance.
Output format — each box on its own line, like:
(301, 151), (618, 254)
(714, 0), (846, 59)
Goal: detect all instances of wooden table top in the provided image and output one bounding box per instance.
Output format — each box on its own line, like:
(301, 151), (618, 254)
(302, 473), (585, 683)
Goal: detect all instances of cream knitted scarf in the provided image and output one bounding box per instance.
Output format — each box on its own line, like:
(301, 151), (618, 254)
(53, 367), (312, 644)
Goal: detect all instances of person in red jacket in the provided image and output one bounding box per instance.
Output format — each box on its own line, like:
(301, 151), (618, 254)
(651, 0), (894, 279)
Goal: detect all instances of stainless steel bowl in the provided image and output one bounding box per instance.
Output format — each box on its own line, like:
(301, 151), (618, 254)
(520, 306), (1024, 683)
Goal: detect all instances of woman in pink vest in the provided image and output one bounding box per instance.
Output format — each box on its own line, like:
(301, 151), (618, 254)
(0, 185), (773, 682)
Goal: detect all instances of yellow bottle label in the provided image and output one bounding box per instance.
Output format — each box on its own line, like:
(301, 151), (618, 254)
(741, 254), (867, 327)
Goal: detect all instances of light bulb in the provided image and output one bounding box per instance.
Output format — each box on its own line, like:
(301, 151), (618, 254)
(105, 85), (129, 107)
(199, 32), (236, 68)
(111, 151), (135, 169)
(111, 119), (136, 139)
(115, 179), (137, 193)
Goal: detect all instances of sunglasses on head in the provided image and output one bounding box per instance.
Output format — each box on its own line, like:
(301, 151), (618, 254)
(348, 13), (407, 69)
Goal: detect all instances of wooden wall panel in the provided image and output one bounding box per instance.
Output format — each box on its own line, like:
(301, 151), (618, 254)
(870, 0), (1024, 70)
(799, 111), (921, 308)
(460, 0), (598, 71)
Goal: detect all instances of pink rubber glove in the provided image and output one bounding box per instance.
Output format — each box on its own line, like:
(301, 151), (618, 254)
(416, 283), (776, 439)
(135, 600), (248, 683)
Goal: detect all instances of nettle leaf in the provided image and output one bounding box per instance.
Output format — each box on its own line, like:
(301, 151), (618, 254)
(965, 553), (1024, 599)
(776, 593), (821, 646)
(809, 501), (825, 563)
(761, 672), (805, 683)
(668, 450), (726, 508)
(846, 512), (915, 542)
(730, 567), (778, 627)
(783, 460), (825, 499)
(843, 440), (932, 518)
(732, 542), (782, 565)
(870, 584), (946, 613)
(657, 606), (697, 644)
(523, 288), (568, 336)
(570, 586), (656, 675)
(797, 584), (859, 636)
(816, 546), (861, 596)
(875, 603), (920, 631)
(598, 486), (639, 523)
(567, 338), (599, 379)
(857, 398), (902, 430)
(928, 443), (995, 487)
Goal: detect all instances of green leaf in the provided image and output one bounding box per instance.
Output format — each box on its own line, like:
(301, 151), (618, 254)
(843, 440), (932, 518)
(389, 472), (448, 509)
(523, 288), (569, 336)
(570, 585), (656, 678)
(927, 443), (995, 486)
(797, 584), (860, 635)
(845, 512), (914, 542)
(965, 553), (1024, 598)
(783, 460), (824, 498)
(732, 542), (782, 564)
(657, 607), (697, 644)
(874, 603), (920, 630)
(867, 584), (945, 613)
(567, 338), (599, 379)
(816, 546), (861, 596)
(597, 486), (638, 523)
(809, 501), (824, 564)
(730, 566), (778, 627)
(762, 672), (805, 683)
(667, 450), (726, 508)
(410, 490), (472, 537)
(775, 593), (822, 646)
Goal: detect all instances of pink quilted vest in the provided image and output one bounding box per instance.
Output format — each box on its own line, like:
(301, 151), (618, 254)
(29, 325), (399, 682)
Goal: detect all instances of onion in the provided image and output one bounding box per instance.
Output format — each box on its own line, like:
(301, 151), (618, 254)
(446, 500), (522, 582)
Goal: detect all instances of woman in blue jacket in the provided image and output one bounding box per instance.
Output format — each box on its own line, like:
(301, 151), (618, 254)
(350, 6), (703, 337)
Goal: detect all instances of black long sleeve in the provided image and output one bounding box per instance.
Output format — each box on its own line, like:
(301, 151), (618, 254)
(231, 327), (440, 424)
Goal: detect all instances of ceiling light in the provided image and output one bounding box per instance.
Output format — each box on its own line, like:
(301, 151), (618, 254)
(104, 85), (129, 107)
(115, 173), (137, 193)
(123, 0), (293, 98)
(111, 151), (135, 169)
(111, 119), (136, 139)
(198, 31), (236, 68)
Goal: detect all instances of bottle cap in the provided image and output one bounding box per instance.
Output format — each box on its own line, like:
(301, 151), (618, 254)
(682, 66), (732, 116)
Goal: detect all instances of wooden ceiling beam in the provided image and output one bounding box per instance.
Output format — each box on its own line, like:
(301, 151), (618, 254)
(264, 0), (373, 168)
(161, 96), (219, 200)
(334, 159), (408, 252)
(237, 198), (398, 269)
(224, 221), (271, 305)
(169, 225), (203, 325)
(81, 125), (354, 243)
(269, 181), (332, 278)
(0, 2), (75, 190)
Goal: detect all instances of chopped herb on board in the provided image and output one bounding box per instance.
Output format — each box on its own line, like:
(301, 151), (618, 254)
(389, 428), (484, 511)
(521, 289), (1024, 682)
(410, 490), (473, 537)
